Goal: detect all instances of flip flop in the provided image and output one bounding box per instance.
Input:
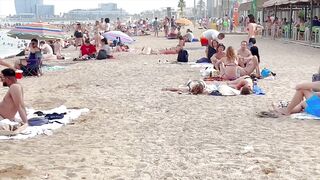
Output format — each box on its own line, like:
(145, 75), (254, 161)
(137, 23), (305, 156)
(256, 111), (279, 118)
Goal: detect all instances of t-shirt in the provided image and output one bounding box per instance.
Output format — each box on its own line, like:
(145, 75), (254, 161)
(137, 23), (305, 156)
(80, 44), (96, 56)
(101, 45), (111, 55)
(202, 29), (220, 40)
(185, 32), (194, 42)
(41, 44), (53, 55)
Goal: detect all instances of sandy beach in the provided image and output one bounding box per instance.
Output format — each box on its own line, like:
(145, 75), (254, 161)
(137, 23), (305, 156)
(0, 30), (320, 179)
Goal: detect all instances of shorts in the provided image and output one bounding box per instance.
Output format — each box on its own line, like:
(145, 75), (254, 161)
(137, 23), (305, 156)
(305, 94), (320, 117)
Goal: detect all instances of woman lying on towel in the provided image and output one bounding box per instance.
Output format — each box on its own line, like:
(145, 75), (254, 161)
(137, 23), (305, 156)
(274, 81), (320, 116)
(162, 80), (209, 95)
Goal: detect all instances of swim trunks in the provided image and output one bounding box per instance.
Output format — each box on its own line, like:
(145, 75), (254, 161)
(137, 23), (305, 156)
(305, 94), (320, 117)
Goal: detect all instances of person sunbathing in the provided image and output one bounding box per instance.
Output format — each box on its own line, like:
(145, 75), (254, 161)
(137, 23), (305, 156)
(219, 46), (238, 81)
(237, 41), (261, 77)
(227, 75), (254, 95)
(0, 68), (28, 132)
(274, 81), (320, 116)
(162, 80), (209, 95)
(211, 43), (226, 69)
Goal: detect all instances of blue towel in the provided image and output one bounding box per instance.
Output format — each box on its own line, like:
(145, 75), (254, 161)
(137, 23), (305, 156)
(253, 84), (265, 95)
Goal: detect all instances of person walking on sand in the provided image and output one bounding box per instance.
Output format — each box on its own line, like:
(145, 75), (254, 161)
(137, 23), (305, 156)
(153, 17), (160, 37)
(0, 68), (28, 132)
(247, 14), (263, 48)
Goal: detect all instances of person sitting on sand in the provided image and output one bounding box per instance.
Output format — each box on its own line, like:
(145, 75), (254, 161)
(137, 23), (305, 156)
(211, 43), (226, 69)
(98, 38), (113, 59)
(75, 39), (97, 60)
(196, 39), (219, 63)
(162, 80), (209, 95)
(40, 41), (55, 60)
(183, 29), (195, 42)
(219, 46), (239, 80)
(237, 41), (261, 77)
(54, 39), (65, 60)
(0, 68), (28, 132)
(274, 81), (320, 116)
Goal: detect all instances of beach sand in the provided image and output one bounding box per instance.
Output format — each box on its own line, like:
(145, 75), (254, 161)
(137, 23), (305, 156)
(0, 30), (320, 179)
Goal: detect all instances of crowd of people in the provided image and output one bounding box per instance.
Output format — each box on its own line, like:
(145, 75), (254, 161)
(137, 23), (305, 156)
(0, 14), (319, 134)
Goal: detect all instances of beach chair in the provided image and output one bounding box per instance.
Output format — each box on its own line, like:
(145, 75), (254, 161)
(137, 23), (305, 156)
(22, 52), (43, 77)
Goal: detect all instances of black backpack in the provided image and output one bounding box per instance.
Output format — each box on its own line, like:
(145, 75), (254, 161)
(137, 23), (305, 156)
(96, 49), (107, 60)
(177, 49), (188, 62)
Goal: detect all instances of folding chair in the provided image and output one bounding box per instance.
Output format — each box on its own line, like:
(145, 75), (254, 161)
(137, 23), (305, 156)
(21, 52), (43, 77)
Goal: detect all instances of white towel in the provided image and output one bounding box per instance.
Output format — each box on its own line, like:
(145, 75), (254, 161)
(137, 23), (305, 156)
(291, 113), (320, 120)
(0, 106), (89, 140)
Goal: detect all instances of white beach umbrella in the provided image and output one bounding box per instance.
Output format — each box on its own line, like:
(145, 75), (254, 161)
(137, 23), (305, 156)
(102, 31), (134, 44)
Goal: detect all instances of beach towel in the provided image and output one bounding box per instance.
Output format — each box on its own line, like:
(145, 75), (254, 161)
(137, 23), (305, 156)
(253, 84), (265, 95)
(305, 94), (320, 117)
(291, 113), (320, 120)
(207, 84), (240, 96)
(0, 106), (89, 140)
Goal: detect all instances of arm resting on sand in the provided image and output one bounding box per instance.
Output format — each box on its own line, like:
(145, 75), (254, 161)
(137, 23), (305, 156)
(295, 82), (320, 91)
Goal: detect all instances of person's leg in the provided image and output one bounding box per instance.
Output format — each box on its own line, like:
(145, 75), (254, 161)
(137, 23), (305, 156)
(242, 56), (260, 76)
(276, 89), (313, 115)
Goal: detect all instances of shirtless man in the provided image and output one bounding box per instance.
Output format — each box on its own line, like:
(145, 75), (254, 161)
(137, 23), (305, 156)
(247, 15), (263, 47)
(0, 68), (28, 131)
(237, 41), (260, 77)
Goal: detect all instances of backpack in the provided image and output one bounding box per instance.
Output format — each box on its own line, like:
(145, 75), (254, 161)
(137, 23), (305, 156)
(312, 66), (320, 82)
(96, 49), (107, 60)
(177, 49), (188, 62)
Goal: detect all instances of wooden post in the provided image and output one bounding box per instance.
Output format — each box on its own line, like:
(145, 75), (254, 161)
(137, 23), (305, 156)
(310, 0), (314, 44)
(289, 3), (293, 39)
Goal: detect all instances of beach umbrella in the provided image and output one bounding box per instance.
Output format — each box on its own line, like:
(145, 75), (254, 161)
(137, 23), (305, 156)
(102, 31), (134, 44)
(175, 18), (193, 26)
(7, 22), (66, 40)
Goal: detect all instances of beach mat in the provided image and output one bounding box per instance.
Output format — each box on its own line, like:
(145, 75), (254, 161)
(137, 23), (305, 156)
(0, 106), (89, 140)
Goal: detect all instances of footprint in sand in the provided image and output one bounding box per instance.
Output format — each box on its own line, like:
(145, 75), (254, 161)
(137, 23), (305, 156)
(0, 164), (32, 179)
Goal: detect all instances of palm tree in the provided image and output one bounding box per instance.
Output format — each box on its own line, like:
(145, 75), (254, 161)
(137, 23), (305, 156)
(178, 0), (186, 17)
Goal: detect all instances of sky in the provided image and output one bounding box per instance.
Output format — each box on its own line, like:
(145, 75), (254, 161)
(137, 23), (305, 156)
(0, 0), (195, 16)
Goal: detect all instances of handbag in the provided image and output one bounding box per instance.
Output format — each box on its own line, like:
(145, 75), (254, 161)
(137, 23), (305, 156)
(312, 66), (320, 82)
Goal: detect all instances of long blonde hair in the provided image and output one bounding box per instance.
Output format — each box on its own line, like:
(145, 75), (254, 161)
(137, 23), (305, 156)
(226, 46), (237, 63)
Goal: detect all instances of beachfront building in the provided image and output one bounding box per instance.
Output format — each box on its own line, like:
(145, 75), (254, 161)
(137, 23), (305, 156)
(14, 0), (54, 19)
(63, 3), (128, 20)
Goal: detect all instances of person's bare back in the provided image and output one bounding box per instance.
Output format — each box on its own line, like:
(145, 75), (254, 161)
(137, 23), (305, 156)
(0, 84), (25, 120)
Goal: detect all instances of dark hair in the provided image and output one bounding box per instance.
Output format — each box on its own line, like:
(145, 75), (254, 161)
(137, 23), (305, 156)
(217, 43), (225, 51)
(250, 46), (260, 63)
(240, 86), (251, 95)
(218, 33), (225, 39)
(105, 18), (110, 23)
(101, 38), (108, 45)
(186, 29), (192, 33)
(241, 40), (247, 44)
(31, 38), (38, 43)
(178, 35), (184, 40)
(40, 41), (45, 44)
(85, 39), (90, 44)
(249, 14), (256, 23)
(1, 68), (16, 77)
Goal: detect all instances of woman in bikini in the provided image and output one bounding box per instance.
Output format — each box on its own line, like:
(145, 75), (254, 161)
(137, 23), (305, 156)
(219, 46), (239, 81)
(211, 43), (226, 69)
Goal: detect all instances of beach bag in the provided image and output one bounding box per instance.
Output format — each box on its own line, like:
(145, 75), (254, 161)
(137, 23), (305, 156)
(177, 49), (188, 62)
(96, 49), (107, 60)
(312, 67), (320, 82)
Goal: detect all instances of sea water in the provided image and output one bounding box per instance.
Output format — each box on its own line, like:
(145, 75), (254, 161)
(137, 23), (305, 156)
(0, 29), (27, 59)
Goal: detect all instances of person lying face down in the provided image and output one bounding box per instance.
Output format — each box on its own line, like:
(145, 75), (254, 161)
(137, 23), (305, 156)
(227, 75), (254, 95)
